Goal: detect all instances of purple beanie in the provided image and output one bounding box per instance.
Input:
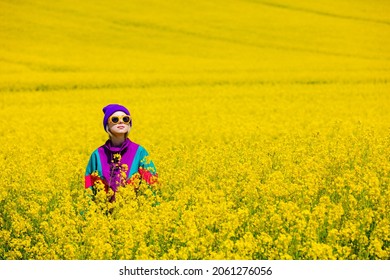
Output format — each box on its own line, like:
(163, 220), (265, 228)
(102, 104), (131, 130)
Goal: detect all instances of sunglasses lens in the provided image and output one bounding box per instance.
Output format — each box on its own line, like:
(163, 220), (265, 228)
(111, 116), (119, 123)
(123, 116), (130, 123)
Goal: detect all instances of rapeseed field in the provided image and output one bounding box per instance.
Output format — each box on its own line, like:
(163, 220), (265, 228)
(0, 0), (389, 259)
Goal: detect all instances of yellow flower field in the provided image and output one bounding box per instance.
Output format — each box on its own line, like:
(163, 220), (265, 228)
(0, 0), (389, 259)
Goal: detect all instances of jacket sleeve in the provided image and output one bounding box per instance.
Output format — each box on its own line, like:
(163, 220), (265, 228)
(84, 150), (102, 189)
(138, 147), (158, 185)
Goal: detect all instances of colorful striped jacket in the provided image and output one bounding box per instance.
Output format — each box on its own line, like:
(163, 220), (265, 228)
(85, 138), (157, 194)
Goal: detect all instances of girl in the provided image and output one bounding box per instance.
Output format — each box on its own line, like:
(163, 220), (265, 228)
(85, 104), (158, 201)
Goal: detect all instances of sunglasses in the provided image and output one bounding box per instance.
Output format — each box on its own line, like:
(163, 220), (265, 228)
(108, 115), (132, 124)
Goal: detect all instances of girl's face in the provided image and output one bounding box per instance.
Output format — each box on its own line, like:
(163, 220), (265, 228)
(108, 111), (131, 136)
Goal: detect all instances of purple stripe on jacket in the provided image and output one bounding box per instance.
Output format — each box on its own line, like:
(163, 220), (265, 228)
(98, 138), (139, 193)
